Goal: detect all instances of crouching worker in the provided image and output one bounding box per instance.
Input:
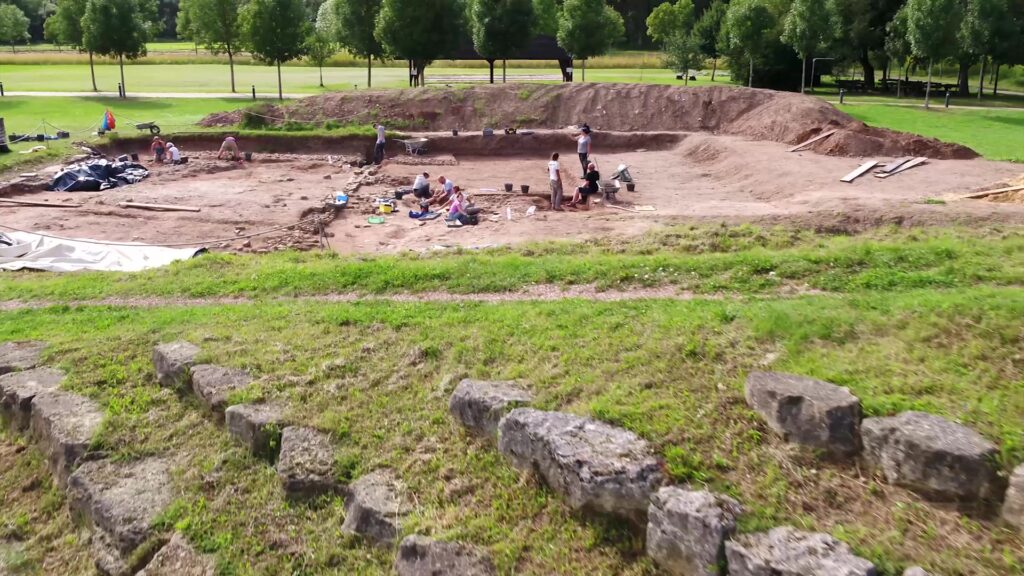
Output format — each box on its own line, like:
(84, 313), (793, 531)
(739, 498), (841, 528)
(166, 142), (183, 165)
(218, 136), (241, 161)
(446, 188), (480, 225)
(567, 163), (600, 209)
(411, 172), (431, 208)
(150, 136), (166, 163)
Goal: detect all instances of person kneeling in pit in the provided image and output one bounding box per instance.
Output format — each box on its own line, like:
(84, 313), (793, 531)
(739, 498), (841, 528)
(430, 176), (456, 207)
(566, 163), (599, 210)
(446, 188), (480, 225)
(410, 171), (431, 208)
(166, 142), (183, 165)
(218, 136), (241, 161)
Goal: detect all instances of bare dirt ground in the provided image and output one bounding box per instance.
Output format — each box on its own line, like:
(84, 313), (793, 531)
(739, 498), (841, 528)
(0, 130), (1022, 253)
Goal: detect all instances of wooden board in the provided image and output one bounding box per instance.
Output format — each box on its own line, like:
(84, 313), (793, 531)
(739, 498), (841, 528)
(0, 198), (82, 208)
(605, 204), (639, 213)
(118, 201), (201, 212)
(874, 157), (927, 179)
(787, 129), (838, 152)
(958, 184), (1024, 200)
(840, 161), (878, 183)
(878, 157), (913, 173)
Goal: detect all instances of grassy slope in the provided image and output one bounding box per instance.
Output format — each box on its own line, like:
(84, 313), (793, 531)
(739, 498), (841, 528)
(1, 227), (1023, 301)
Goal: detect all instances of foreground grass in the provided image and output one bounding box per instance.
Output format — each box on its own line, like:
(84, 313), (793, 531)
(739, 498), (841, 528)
(0, 286), (1021, 575)
(1, 226), (1022, 302)
(839, 103), (1024, 162)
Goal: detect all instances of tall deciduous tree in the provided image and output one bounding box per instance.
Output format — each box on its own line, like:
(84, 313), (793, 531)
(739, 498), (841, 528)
(326, 0), (384, 88)
(955, 0), (1007, 98)
(884, 4), (911, 88)
(0, 4), (30, 53)
(827, 0), (902, 89)
(723, 0), (776, 87)
(304, 24), (336, 87)
(557, 0), (625, 81)
(692, 0), (726, 80)
(532, 0), (557, 35)
(180, 0), (244, 92)
(82, 0), (158, 97)
(375, 0), (464, 87)
(781, 0), (835, 92)
(646, 0), (693, 46)
(905, 0), (961, 107)
(664, 30), (702, 84)
(52, 0), (96, 89)
(989, 0), (1024, 94)
(469, 0), (536, 83)
(241, 0), (309, 99)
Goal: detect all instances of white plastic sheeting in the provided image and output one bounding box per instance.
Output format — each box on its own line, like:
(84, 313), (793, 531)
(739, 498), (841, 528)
(0, 231), (203, 272)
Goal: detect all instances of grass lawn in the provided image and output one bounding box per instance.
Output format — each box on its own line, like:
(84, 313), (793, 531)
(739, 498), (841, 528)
(0, 225), (1022, 575)
(839, 103), (1024, 162)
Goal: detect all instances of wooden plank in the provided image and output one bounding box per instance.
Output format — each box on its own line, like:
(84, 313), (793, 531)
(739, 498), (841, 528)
(605, 204), (639, 213)
(840, 160), (878, 183)
(874, 157), (927, 179)
(878, 157), (913, 173)
(118, 201), (201, 212)
(0, 198), (82, 208)
(959, 185), (1024, 200)
(787, 129), (838, 152)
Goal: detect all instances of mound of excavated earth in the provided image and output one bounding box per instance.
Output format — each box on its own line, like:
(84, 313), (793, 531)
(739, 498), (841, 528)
(200, 83), (975, 159)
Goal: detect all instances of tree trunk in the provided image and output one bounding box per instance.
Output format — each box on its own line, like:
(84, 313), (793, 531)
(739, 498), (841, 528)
(367, 56), (372, 88)
(956, 59), (970, 96)
(800, 55), (806, 93)
(228, 46), (236, 93)
(859, 50), (875, 89)
(502, 59), (506, 83)
(977, 57), (985, 100)
(408, 60), (413, 87)
(10, 44), (14, 54)
(748, 57), (753, 88)
(488, 59), (494, 84)
(711, 58), (717, 82)
(89, 51), (97, 91)
(582, 58), (586, 82)
(319, 64), (323, 87)
(924, 59), (933, 109)
(684, 61), (689, 85)
(119, 54), (126, 98)
(992, 63), (1000, 95)
(277, 61), (283, 100)
(194, 41), (198, 56)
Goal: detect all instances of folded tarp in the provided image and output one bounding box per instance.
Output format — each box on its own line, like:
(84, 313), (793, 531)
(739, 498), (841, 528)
(0, 231), (203, 272)
(49, 159), (149, 192)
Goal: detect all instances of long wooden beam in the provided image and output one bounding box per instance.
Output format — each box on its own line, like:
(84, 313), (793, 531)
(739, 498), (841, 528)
(788, 129), (838, 152)
(118, 202), (201, 212)
(0, 198), (82, 208)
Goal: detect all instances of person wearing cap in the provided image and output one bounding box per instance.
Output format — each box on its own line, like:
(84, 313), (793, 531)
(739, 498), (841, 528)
(150, 136), (166, 163)
(575, 125), (592, 177)
(166, 142), (182, 165)
(218, 136), (241, 161)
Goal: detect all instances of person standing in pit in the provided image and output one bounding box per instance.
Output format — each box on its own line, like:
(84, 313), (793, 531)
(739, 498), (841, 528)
(575, 126), (592, 177)
(547, 152), (563, 211)
(150, 136), (166, 163)
(373, 122), (386, 164)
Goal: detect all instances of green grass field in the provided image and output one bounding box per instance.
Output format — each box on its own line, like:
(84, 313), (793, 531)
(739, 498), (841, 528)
(1, 226), (1022, 575)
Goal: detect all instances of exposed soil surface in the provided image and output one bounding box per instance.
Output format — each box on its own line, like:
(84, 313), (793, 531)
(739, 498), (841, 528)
(201, 83), (976, 159)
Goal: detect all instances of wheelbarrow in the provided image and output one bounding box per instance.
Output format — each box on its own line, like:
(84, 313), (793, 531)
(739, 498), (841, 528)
(135, 122), (161, 135)
(399, 137), (428, 156)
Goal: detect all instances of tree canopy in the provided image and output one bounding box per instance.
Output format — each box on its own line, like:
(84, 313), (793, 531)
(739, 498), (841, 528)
(645, 0), (693, 46)
(469, 0), (536, 82)
(781, 0), (836, 91)
(241, 0), (309, 98)
(375, 0), (465, 86)
(532, 0), (558, 36)
(723, 0), (778, 86)
(557, 0), (625, 79)
(82, 0), (158, 93)
(179, 0), (244, 91)
(0, 4), (31, 51)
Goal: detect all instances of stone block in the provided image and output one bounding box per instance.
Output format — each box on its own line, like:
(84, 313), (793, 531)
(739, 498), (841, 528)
(189, 365), (252, 415)
(276, 426), (339, 501)
(29, 390), (103, 486)
(342, 469), (410, 546)
(152, 341), (200, 388)
(395, 535), (496, 576)
(225, 403), (287, 460)
(449, 379), (533, 438)
(0, 341), (46, 375)
(646, 487), (742, 576)
(0, 367), (64, 431)
(725, 526), (876, 576)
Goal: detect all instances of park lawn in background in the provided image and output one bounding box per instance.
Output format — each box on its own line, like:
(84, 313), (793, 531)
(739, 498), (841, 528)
(0, 285), (1021, 574)
(839, 103), (1024, 162)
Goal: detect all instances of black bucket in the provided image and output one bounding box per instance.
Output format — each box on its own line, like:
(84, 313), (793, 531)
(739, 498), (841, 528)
(626, 183), (636, 192)
(452, 129), (459, 136)
(130, 153), (139, 162)
(504, 183), (513, 192)
(244, 151), (253, 161)
(520, 185), (530, 194)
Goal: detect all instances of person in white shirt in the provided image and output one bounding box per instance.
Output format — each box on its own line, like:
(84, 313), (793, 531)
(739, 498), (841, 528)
(547, 152), (563, 211)
(166, 142), (182, 165)
(411, 172), (431, 208)
(373, 122), (386, 164)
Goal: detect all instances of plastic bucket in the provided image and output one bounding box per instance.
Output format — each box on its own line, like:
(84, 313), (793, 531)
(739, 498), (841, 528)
(626, 183), (636, 192)
(504, 183), (513, 192)
(244, 152), (253, 161)
(520, 185), (530, 194)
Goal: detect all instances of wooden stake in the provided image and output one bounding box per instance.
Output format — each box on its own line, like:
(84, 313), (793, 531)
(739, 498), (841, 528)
(958, 184), (1024, 200)
(788, 129), (838, 152)
(118, 202), (201, 212)
(840, 161), (878, 183)
(0, 198), (82, 208)
(605, 203), (640, 213)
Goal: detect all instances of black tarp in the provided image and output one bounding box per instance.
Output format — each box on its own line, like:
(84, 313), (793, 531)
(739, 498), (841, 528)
(49, 159), (150, 192)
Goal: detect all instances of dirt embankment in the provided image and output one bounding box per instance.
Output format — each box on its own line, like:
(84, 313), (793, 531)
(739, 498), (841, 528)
(199, 83), (976, 160)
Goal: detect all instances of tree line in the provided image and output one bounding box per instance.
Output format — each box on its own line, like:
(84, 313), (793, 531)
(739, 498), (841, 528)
(30, 0), (632, 98)
(648, 0), (1024, 104)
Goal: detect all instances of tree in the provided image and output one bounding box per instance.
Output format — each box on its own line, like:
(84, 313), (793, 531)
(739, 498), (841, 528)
(241, 0), (309, 99)
(82, 0), (158, 96)
(827, 0), (903, 89)
(884, 4), (912, 90)
(955, 0), (1007, 98)
(174, 0), (198, 53)
(0, 4), (30, 53)
(325, 0), (384, 88)
(723, 0), (776, 87)
(905, 0), (961, 107)
(989, 0), (1024, 94)
(179, 0), (244, 92)
(532, 0), (557, 35)
(304, 26), (336, 87)
(646, 0), (693, 46)
(692, 0), (726, 80)
(43, 13), (61, 48)
(375, 0), (464, 87)
(781, 0), (835, 92)
(664, 30), (702, 84)
(469, 0), (536, 83)
(557, 0), (625, 81)
(52, 0), (96, 89)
